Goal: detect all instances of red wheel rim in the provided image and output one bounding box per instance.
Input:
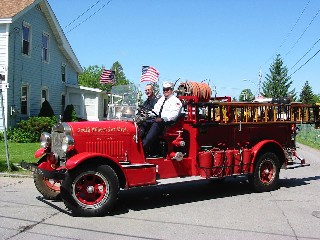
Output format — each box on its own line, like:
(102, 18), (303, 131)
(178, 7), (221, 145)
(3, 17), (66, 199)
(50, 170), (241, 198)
(73, 172), (108, 206)
(43, 178), (60, 191)
(259, 160), (275, 184)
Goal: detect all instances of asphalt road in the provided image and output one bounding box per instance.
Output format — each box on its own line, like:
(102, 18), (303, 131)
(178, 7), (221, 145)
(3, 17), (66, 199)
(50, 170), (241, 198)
(1, 143), (320, 240)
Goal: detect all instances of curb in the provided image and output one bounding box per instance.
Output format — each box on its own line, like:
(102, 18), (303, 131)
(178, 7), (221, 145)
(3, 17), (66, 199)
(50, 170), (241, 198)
(0, 172), (32, 178)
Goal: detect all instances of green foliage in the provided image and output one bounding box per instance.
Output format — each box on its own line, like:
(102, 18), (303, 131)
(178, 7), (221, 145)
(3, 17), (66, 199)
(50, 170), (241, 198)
(239, 88), (254, 102)
(313, 94), (320, 104)
(299, 81), (315, 104)
(63, 104), (78, 122)
(7, 117), (57, 143)
(7, 128), (36, 143)
(78, 61), (131, 92)
(38, 100), (55, 117)
(78, 65), (104, 89)
(262, 54), (296, 99)
(111, 61), (130, 86)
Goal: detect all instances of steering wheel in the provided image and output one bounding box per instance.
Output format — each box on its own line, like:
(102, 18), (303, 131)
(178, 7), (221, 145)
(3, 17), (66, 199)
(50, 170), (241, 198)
(137, 105), (159, 118)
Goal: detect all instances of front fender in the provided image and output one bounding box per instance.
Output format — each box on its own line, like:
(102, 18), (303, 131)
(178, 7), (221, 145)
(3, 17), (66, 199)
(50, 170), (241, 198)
(35, 148), (46, 158)
(65, 152), (123, 170)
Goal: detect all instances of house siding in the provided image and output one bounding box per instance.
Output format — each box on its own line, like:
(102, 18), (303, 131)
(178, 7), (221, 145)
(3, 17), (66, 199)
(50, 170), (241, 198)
(0, 23), (9, 131)
(7, 4), (78, 126)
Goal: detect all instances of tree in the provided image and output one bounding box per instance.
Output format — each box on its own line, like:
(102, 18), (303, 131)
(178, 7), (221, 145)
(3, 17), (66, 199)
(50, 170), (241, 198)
(110, 61), (130, 86)
(78, 62), (130, 92)
(299, 81), (315, 104)
(262, 54), (296, 99)
(239, 88), (254, 102)
(313, 94), (320, 103)
(78, 65), (103, 88)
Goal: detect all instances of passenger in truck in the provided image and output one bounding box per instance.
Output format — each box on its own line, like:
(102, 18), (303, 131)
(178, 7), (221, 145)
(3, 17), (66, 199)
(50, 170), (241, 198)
(140, 82), (182, 150)
(143, 84), (159, 110)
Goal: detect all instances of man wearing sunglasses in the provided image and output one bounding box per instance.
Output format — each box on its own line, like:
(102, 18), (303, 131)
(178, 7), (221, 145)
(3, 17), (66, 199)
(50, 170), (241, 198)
(141, 82), (182, 150)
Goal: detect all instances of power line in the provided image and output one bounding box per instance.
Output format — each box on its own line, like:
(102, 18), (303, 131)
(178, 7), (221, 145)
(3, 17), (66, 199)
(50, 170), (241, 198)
(64, 0), (113, 34)
(285, 8), (320, 56)
(290, 36), (320, 70)
(289, 47), (320, 77)
(263, 0), (310, 66)
(64, 0), (102, 29)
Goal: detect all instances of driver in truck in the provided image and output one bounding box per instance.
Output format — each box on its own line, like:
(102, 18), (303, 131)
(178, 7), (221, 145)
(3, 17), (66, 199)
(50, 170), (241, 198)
(140, 82), (182, 150)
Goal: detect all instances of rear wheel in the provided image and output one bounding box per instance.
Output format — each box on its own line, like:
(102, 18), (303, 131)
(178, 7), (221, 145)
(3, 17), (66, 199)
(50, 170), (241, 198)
(33, 173), (61, 200)
(61, 164), (119, 217)
(249, 152), (280, 192)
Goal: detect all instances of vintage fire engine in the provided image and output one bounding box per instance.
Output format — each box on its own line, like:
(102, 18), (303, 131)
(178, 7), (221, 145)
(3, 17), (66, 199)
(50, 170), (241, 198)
(22, 82), (320, 217)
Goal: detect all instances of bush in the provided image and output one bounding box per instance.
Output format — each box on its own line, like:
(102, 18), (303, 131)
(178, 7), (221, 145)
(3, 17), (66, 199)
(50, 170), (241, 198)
(38, 100), (55, 117)
(7, 116), (57, 143)
(7, 128), (37, 143)
(63, 104), (78, 122)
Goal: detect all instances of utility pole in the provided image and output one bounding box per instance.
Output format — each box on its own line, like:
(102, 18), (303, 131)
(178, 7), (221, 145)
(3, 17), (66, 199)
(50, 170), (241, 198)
(0, 82), (10, 171)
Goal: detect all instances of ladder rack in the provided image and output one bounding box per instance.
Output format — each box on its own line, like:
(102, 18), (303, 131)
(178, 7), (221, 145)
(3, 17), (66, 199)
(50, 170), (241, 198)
(187, 102), (320, 126)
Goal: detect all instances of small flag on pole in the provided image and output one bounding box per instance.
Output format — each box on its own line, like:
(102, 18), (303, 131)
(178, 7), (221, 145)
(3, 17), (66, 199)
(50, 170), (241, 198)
(140, 66), (159, 83)
(100, 69), (115, 84)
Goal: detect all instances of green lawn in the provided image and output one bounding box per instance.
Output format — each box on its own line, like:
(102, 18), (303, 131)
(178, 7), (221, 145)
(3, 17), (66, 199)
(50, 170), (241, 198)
(296, 124), (320, 150)
(0, 142), (39, 172)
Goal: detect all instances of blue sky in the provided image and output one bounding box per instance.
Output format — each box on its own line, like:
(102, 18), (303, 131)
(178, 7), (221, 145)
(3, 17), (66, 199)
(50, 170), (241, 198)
(48, 0), (320, 99)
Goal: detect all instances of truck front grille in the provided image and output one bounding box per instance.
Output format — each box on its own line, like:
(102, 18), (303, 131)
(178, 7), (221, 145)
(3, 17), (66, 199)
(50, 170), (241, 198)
(86, 141), (125, 159)
(51, 130), (65, 159)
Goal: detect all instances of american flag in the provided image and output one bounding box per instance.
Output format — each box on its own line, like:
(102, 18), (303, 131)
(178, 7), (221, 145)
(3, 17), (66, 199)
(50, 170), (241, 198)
(100, 69), (115, 84)
(140, 66), (159, 83)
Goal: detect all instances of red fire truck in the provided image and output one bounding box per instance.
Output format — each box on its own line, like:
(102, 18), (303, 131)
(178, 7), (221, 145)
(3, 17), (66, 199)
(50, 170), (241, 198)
(22, 82), (320, 217)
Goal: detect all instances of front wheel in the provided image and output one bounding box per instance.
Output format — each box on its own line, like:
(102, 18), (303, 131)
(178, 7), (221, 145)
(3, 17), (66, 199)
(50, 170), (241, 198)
(60, 164), (119, 217)
(33, 173), (61, 200)
(249, 152), (280, 192)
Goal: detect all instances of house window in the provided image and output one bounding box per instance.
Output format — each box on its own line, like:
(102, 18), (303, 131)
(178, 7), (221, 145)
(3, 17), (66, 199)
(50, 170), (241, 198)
(61, 94), (65, 115)
(22, 23), (31, 56)
(21, 85), (29, 115)
(103, 98), (108, 117)
(61, 65), (66, 82)
(41, 88), (48, 105)
(42, 33), (49, 62)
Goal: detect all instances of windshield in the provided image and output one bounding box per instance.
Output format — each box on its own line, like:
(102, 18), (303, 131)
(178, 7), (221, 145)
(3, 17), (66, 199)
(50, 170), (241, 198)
(107, 84), (138, 120)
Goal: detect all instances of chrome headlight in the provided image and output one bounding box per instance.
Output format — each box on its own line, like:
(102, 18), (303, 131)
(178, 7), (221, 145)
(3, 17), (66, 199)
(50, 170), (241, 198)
(62, 135), (75, 153)
(40, 132), (51, 148)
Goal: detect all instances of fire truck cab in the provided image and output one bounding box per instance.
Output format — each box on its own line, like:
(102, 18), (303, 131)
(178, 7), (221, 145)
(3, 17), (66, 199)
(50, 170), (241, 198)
(22, 82), (320, 217)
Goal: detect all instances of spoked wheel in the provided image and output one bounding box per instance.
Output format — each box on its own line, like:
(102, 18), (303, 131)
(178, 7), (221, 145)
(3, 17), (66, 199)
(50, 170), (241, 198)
(33, 173), (61, 200)
(249, 152), (280, 192)
(61, 164), (119, 217)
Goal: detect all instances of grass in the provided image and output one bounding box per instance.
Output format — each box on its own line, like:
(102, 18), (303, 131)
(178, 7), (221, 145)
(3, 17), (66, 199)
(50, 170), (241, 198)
(0, 142), (39, 172)
(296, 124), (320, 150)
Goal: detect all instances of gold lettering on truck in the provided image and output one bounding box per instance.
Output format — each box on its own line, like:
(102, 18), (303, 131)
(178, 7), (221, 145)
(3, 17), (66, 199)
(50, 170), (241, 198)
(77, 127), (127, 133)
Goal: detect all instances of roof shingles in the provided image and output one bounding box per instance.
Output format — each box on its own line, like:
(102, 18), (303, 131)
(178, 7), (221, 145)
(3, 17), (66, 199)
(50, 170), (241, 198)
(0, 0), (36, 19)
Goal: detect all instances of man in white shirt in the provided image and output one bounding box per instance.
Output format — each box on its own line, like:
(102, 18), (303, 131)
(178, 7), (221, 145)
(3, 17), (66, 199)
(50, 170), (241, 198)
(141, 82), (182, 149)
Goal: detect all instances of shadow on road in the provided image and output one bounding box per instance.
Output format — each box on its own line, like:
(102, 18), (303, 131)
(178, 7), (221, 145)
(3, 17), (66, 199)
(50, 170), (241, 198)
(36, 175), (320, 217)
(111, 174), (320, 215)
